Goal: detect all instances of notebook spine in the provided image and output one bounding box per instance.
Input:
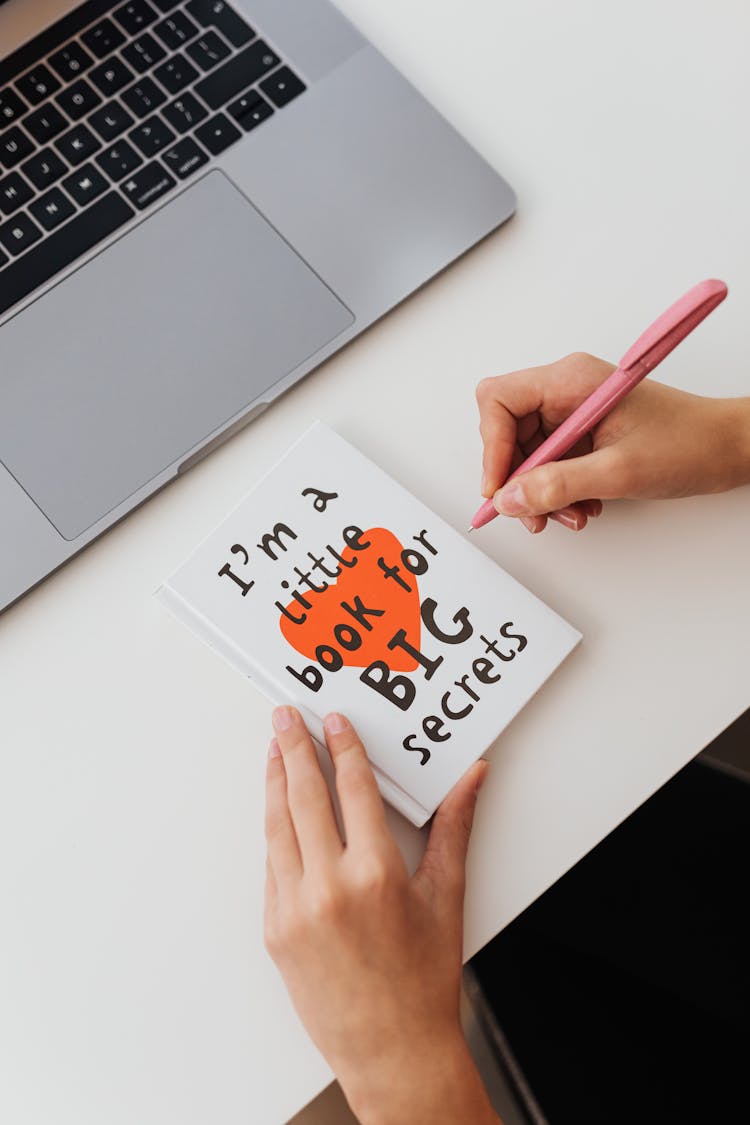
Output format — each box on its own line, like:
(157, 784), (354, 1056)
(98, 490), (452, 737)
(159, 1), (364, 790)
(157, 580), (283, 699)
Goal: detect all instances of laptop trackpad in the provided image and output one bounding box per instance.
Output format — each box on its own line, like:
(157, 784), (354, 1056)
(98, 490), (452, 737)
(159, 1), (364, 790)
(0, 172), (353, 541)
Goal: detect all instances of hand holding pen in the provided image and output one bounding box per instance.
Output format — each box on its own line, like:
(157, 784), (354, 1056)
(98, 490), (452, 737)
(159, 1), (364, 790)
(470, 280), (748, 534)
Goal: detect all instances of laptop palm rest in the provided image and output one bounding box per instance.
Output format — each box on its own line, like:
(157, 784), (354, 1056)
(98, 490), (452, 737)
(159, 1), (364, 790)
(0, 171), (353, 542)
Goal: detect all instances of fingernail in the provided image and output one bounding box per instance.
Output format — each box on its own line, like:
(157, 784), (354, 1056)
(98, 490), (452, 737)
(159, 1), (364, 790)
(495, 481), (527, 516)
(520, 516), (538, 533)
(272, 706), (293, 732)
(324, 712), (348, 735)
(554, 510), (583, 531)
(268, 738), (281, 759)
(475, 762), (489, 794)
(481, 472), (490, 496)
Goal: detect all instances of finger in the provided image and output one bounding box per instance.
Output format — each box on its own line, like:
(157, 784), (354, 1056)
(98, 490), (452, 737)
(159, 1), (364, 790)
(264, 855), (279, 922)
(494, 448), (620, 518)
(477, 371), (547, 496)
(516, 456), (599, 531)
(546, 497), (604, 531)
(271, 707), (343, 866)
(521, 514), (547, 534)
(264, 856), (281, 958)
(322, 712), (390, 851)
(550, 504), (589, 531)
(265, 855), (278, 911)
(265, 738), (302, 887)
(518, 423), (547, 460)
(414, 760), (487, 908)
(521, 499), (601, 534)
(477, 357), (615, 497)
(509, 445), (525, 474)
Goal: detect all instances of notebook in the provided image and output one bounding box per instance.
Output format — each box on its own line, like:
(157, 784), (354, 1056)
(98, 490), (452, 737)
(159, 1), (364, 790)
(157, 422), (581, 826)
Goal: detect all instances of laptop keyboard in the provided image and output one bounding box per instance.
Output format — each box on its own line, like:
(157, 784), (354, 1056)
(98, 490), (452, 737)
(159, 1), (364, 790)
(0, 0), (306, 316)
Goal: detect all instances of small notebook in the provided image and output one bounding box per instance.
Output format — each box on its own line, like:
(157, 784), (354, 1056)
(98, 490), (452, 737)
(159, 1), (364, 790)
(157, 423), (580, 826)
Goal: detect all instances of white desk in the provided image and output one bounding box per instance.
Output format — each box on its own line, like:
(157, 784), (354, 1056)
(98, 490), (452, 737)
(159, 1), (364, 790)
(1, 1), (749, 1122)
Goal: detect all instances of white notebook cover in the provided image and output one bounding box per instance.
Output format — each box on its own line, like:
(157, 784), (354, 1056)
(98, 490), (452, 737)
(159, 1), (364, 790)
(157, 422), (581, 826)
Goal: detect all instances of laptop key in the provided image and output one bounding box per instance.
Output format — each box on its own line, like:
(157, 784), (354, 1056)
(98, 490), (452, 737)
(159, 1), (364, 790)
(194, 112), (241, 155)
(122, 77), (166, 118)
(21, 147), (67, 191)
(0, 247), (7, 268)
(56, 124), (100, 167)
(16, 66), (61, 106)
(48, 43), (94, 81)
(186, 31), (231, 72)
(30, 187), (76, 232)
(63, 163), (108, 206)
(119, 161), (176, 209)
(162, 136), (208, 179)
(151, 0), (182, 10)
(0, 126), (34, 170)
(90, 58), (135, 98)
(97, 140), (143, 180)
(82, 19), (127, 59)
(0, 171), (33, 216)
(260, 67), (306, 109)
(154, 55), (200, 95)
(89, 101), (135, 142)
(122, 32), (167, 74)
(129, 115), (175, 157)
(0, 88), (28, 126)
(0, 193), (134, 316)
(25, 104), (67, 144)
(0, 212), (43, 256)
(154, 12), (199, 50)
(186, 1), (255, 48)
(114, 1), (159, 36)
(163, 92), (207, 134)
(194, 41), (279, 110)
(227, 91), (273, 132)
(56, 78), (102, 121)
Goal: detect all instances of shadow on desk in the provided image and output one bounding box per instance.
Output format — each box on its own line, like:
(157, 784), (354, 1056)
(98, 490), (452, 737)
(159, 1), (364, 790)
(467, 709), (750, 1125)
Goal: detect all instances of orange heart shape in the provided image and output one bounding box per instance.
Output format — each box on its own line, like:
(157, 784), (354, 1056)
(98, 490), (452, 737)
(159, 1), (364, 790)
(279, 527), (420, 671)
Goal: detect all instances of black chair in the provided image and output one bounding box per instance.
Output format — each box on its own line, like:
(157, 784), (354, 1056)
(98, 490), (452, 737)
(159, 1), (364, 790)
(468, 754), (750, 1125)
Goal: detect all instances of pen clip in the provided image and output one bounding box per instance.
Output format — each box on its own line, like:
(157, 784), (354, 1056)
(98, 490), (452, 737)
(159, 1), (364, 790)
(618, 278), (728, 375)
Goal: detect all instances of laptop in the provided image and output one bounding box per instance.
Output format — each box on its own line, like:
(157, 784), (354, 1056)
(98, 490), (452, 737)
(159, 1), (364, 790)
(0, 0), (515, 614)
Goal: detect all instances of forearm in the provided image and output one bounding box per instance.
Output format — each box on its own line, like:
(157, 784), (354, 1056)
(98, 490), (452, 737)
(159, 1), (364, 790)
(343, 1031), (502, 1125)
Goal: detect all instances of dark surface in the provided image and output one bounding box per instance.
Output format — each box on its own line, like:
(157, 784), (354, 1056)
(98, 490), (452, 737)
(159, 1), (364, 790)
(471, 739), (750, 1125)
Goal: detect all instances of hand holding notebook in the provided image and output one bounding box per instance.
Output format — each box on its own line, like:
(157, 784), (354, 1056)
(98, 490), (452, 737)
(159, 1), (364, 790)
(264, 705), (498, 1125)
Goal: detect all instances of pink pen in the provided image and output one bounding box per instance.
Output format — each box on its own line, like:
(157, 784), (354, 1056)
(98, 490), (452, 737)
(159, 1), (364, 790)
(469, 278), (729, 531)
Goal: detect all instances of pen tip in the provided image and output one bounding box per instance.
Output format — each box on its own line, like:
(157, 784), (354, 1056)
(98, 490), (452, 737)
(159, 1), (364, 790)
(467, 526), (475, 533)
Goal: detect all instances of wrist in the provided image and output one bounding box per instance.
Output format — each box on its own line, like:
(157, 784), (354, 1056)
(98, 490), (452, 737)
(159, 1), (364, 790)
(713, 397), (750, 491)
(728, 396), (750, 488)
(341, 1028), (500, 1125)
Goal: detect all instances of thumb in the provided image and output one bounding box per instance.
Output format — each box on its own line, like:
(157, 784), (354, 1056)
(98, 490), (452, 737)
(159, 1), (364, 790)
(414, 760), (487, 906)
(495, 450), (615, 517)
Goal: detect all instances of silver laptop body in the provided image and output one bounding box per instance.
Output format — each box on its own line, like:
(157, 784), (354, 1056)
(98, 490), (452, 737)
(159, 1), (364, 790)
(0, 0), (515, 613)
